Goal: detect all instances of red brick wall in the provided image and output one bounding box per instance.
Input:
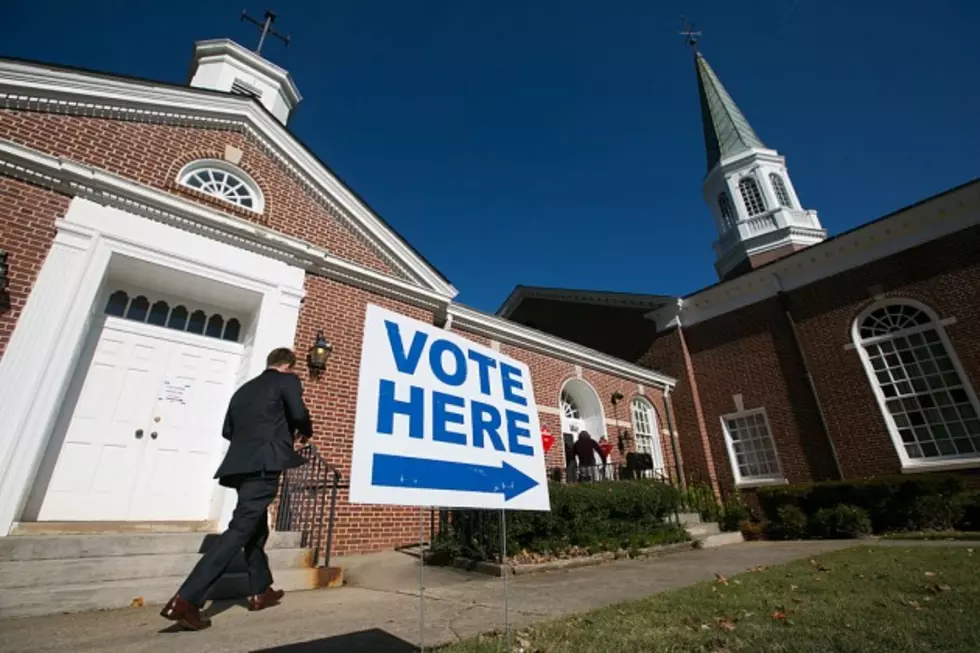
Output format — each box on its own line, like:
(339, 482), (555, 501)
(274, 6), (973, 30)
(641, 222), (980, 500)
(0, 177), (69, 357)
(0, 110), (399, 278)
(788, 223), (980, 478)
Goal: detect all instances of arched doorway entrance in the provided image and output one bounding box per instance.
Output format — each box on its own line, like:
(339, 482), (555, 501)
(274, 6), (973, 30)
(559, 379), (609, 481)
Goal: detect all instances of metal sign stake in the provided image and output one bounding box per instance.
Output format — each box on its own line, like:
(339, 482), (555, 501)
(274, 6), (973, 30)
(501, 508), (511, 653)
(419, 505), (426, 653)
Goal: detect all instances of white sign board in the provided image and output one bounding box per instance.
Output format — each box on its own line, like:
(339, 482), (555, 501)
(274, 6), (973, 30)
(349, 304), (551, 512)
(159, 378), (192, 405)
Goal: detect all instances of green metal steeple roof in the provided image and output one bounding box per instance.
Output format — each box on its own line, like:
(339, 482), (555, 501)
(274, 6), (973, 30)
(695, 51), (766, 172)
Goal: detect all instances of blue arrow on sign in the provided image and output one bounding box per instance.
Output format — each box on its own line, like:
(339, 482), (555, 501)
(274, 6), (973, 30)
(371, 453), (539, 501)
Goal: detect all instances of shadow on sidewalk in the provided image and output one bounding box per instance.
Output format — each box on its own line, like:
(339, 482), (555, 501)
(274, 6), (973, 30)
(251, 628), (418, 652)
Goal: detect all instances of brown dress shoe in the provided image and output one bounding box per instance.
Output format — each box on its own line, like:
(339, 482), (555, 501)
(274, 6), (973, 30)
(160, 595), (212, 631)
(248, 587), (285, 611)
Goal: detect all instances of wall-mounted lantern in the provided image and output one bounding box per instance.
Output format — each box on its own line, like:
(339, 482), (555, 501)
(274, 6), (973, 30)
(307, 329), (333, 377)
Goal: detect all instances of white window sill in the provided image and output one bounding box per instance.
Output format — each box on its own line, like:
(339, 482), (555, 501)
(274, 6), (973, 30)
(735, 477), (789, 489)
(901, 458), (980, 474)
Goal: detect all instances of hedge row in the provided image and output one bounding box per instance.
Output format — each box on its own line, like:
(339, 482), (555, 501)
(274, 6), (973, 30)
(757, 474), (977, 535)
(434, 480), (684, 561)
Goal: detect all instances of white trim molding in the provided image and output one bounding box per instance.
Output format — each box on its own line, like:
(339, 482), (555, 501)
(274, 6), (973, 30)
(0, 56), (457, 297)
(648, 180), (980, 330)
(850, 299), (980, 473)
(449, 304), (677, 390)
(0, 139), (452, 313)
(0, 197), (305, 536)
(719, 407), (787, 489)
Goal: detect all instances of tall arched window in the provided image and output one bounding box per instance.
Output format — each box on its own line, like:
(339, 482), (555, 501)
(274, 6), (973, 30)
(717, 192), (736, 231)
(177, 159), (265, 213)
(738, 177), (767, 216)
(769, 173), (793, 208)
(854, 301), (980, 467)
(630, 397), (665, 477)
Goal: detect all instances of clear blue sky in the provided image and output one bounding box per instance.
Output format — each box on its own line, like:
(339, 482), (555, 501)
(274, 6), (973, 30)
(4, 1), (978, 312)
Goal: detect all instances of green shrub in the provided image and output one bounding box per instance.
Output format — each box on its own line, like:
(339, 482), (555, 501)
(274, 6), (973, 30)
(445, 480), (683, 561)
(958, 490), (980, 531)
(910, 494), (967, 531)
(684, 482), (720, 522)
(812, 504), (872, 539)
(719, 495), (750, 532)
(739, 520), (764, 541)
(769, 504), (808, 540)
(757, 474), (965, 533)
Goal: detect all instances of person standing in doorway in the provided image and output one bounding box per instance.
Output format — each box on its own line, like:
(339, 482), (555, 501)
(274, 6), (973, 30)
(160, 347), (314, 631)
(572, 431), (606, 482)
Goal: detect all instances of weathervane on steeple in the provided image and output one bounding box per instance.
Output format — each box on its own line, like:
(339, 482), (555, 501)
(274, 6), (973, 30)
(679, 16), (702, 51)
(241, 9), (291, 56)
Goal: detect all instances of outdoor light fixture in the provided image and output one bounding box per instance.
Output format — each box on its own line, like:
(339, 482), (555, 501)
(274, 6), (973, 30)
(307, 329), (332, 376)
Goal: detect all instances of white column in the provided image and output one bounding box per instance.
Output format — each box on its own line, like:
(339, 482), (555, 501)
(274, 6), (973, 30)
(0, 219), (109, 535)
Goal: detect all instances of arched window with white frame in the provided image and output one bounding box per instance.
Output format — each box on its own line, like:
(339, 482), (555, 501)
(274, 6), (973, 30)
(177, 159), (265, 213)
(769, 173), (793, 208)
(717, 192), (736, 231)
(738, 176), (767, 217)
(854, 300), (980, 468)
(630, 397), (665, 478)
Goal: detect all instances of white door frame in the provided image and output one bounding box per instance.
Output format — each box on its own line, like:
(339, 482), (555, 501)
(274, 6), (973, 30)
(0, 197), (306, 536)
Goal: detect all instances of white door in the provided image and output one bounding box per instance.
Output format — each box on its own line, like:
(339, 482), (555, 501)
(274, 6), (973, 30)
(37, 317), (242, 522)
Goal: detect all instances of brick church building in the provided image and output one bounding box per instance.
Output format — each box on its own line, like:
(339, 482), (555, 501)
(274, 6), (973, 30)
(500, 51), (980, 501)
(0, 30), (977, 584)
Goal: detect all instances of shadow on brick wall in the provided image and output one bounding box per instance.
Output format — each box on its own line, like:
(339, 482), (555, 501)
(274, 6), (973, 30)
(251, 628), (417, 652)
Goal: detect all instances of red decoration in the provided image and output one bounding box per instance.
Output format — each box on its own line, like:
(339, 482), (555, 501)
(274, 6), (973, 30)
(599, 439), (614, 459)
(541, 426), (555, 454)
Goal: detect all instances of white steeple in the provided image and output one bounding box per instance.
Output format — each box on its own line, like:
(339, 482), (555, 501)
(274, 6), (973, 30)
(188, 39), (302, 126)
(694, 51), (826, 281)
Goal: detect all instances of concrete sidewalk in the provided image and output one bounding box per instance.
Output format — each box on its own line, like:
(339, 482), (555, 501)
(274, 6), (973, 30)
(0, 541), (857, 653)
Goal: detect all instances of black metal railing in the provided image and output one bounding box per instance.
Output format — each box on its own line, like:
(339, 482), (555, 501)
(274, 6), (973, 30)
(274, 443), (343, 568)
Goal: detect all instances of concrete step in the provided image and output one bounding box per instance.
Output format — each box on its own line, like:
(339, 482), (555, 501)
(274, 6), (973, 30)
(677, 512), (702, 525)
(0, 548), (313, 588)
(696, 531), (745, 548)
(0, 566), (342, 619)
(685, 522), (720, 537)
(0, 531), (303, 562)
(10, 521), (217, 536)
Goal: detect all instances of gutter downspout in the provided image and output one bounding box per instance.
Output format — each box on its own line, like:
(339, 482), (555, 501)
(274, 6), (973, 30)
(775, 289), (843, 480)
(662, 387), (685, 491)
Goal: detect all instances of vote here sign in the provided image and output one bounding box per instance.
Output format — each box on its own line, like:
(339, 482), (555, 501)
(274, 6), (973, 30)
(349, 304), (551, 512)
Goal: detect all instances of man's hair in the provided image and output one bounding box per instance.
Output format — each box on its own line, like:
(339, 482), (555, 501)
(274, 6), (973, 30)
(267, 348), (297, 368)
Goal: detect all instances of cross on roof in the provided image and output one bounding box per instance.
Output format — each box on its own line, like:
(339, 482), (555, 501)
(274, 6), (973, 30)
(679, 17), (702, 51)
(240, 9), (291, 56)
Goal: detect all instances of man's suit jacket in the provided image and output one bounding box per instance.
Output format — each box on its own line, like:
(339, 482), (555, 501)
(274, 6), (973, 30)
(214, 369), (314, 487)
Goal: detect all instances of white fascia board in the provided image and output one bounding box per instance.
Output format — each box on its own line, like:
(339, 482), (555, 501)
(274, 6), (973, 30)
(448, 304), (677, 390)
(0, 59), (457, 298)
(0, 139), (451, 312)
(647, 182), (980, 329)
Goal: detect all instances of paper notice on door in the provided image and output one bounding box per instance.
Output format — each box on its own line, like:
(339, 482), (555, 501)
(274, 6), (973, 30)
(159, 378), (193, 405)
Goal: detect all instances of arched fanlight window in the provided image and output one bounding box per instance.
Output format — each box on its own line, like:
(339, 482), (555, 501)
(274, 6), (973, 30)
(177, 159), (265, 213)
(560, 391), (580, 419)
(769, 173), (793, 208)
(738, 177), (767, 217)
(854, 301), (980, 466)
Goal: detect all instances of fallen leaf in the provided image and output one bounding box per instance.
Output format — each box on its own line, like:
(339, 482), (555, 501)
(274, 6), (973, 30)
(925, 571), (936, 577)
(772, 611), (787, 621)
(130, 597), (144, 608)
(790, 584), (799, 591)
(733, 579), (742, 585)
(907, 600), (922, 611)
(716, 617), (736, 632)
(791, 597), (804, 604)
(715, 573), (729, 585)
(749, 565), (769, 572)
(700, 624), (711, 631)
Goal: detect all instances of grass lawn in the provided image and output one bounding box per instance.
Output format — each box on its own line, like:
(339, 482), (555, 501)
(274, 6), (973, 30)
(442, 546), (980, 653)
(882, 531), (980, 541)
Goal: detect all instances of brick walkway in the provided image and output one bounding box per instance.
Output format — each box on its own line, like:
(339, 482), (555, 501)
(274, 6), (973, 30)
(0, 541), (861, 653)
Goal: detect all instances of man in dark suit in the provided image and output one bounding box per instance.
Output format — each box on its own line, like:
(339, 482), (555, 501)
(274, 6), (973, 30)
(161, 347), (313, 631)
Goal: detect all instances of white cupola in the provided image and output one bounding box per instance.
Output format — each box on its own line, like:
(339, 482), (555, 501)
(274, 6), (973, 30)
(187, 39), (302, 126)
